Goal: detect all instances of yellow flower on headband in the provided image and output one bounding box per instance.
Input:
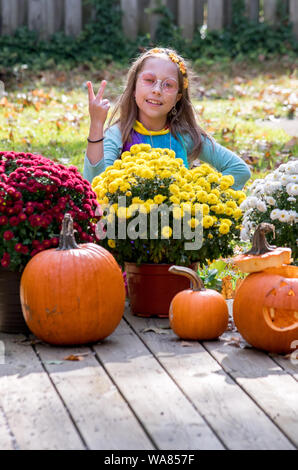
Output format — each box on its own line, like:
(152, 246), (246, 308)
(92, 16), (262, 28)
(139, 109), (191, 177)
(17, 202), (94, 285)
(179, 62), (187, 75)
(151, 49), (188, 88)
(168, 52), (179, 64)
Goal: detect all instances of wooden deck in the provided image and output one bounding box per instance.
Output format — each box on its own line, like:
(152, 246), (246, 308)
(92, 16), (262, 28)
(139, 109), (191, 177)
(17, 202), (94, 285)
(0, 300), (297, 451)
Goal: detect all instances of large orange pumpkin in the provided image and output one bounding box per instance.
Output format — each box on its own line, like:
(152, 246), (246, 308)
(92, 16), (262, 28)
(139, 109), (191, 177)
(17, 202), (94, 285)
(20, 213), (125, 345)
(233, 265), (298, 354)
(233, 224), (298, 354)
(168, 266), (228, 340)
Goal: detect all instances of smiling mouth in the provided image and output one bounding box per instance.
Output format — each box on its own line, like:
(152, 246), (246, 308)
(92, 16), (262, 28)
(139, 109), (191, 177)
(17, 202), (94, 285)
(146, 99), (162, 106)
(263, 307), (298, 330)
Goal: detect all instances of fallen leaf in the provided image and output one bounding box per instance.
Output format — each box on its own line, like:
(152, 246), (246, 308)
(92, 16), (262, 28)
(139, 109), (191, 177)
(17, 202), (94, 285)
(14, 338), (43, 346)
(63, 353), (89, 361)
(180, 341), (194, 347)
(277, 351), (298, 360)
(224, 336), (242, 348)
(223, 335), (252, 349)
(141, 327), (170, 335)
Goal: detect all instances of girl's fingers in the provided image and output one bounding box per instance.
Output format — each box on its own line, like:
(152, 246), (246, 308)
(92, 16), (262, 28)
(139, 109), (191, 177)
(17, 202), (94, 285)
(96, 80), (107, 100)
(87, 81), (95, 102)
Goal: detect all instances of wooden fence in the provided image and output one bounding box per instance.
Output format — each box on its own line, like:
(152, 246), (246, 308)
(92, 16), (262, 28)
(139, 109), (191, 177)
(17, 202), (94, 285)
(0, 0), (297, 40)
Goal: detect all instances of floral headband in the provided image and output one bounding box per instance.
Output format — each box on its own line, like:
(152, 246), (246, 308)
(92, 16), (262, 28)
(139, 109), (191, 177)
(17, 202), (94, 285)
(151, 48), (189, 89)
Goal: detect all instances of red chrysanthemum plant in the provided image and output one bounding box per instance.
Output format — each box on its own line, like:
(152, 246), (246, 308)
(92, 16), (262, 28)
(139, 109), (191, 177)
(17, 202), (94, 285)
(0, 151), (102, 272)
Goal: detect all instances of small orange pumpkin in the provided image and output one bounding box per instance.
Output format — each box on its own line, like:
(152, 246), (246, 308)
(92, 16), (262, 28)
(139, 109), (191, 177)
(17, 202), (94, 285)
(20, 213), (125, 345)
(168, 266), (228, 340)
(233, 223), (292, 273)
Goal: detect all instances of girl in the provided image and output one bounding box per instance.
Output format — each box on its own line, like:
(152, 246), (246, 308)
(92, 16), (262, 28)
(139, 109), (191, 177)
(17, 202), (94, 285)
(84, 47), (250, 190)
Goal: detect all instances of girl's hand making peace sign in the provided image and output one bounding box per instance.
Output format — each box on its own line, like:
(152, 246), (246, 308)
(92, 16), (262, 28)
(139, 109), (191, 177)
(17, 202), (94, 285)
(87, 80), (110, 125)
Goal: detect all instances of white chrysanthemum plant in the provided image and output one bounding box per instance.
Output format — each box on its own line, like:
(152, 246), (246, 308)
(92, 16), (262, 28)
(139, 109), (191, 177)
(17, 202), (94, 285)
(239, 159), (298, 263)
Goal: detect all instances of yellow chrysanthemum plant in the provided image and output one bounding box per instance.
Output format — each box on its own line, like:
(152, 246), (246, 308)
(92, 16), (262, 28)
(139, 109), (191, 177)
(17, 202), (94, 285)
(92, 144), (245, 268)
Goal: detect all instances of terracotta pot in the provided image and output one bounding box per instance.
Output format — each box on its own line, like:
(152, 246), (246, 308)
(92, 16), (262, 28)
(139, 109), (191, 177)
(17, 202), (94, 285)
(125, 262), (198, 318)
(0, 268), (29, 334)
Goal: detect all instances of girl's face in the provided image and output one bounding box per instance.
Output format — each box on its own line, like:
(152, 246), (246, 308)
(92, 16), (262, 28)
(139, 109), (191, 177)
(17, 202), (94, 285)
(135, 56), (182, 130)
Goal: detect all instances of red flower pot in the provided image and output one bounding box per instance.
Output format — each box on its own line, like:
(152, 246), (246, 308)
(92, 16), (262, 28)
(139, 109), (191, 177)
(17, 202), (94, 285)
(125, 262), (198, 318)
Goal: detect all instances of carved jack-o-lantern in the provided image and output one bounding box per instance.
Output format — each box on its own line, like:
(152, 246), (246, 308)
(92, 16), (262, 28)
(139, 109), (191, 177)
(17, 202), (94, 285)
(233, 265), (298, 353)
(233, 225), (298, 354)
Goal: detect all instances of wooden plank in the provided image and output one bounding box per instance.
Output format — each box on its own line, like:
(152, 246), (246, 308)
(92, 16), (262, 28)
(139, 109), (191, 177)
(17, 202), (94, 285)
(28, 0), (44, 35)
(24, 0), (59, 38)
(17, 0), (28, 28)
(36, 341), (154, 450)
(1, 0), (18, 35)
(82, 0), (96, 26)
(290, 0), (298, 40)
(204, 335), (298, 448)
(245, 0), (259, 22)
(125, 308), (295, 450)
(166, 0), (178, 22)
(0, 333), (85, 450)
(137, 0), (151, 34)
(224, 0), (233, 27)
(195, 0), (205, 27)
(93, 316), (224, 450)
(121, 0), (139, 39)
(178, 0), (195, 39)
(263, 0), (278, 24)
(47, 0), (58, 35)
(207, 0), (225, 30)
(64, 0), (82, 37)
(46, 0), (64, 35)
(270, 353), (298, 382)
(149, 0), (166, 39)
(0, 405), (15, 450)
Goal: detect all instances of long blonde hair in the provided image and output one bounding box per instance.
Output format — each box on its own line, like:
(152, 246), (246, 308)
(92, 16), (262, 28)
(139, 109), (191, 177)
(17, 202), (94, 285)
(107, 47), (209, 165)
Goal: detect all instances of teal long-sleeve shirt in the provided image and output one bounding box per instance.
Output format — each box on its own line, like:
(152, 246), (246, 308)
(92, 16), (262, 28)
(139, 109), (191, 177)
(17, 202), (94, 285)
(83, 124), (251, 190)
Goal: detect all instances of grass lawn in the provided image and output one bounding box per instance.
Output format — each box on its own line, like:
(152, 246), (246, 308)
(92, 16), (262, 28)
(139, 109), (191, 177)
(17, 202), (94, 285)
(0, 58), (297, 187)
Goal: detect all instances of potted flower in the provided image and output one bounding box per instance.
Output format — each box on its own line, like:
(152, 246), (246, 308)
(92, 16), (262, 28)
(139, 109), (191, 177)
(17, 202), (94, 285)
(240, 159), (298, 263)
(92, 144), (245, 317)
(0, 151), (101, 332)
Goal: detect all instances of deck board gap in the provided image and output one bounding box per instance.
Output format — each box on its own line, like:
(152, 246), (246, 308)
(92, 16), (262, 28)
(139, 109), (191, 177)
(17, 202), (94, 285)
(90, 344), (158, 450)
(200, 342), (298, 449)
(123, 315), (228, 450)
(269, 355), (298, 383)
(0, 404), (20, 450)
(32, 343), (89, 450)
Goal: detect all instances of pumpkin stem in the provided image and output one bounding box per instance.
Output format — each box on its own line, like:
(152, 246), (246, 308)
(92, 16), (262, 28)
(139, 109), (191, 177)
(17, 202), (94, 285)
(245, 222), (277, 255)
(168, 265), (206, 291)
(57, 213), (80, 250)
